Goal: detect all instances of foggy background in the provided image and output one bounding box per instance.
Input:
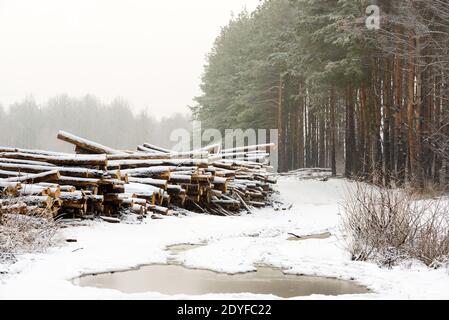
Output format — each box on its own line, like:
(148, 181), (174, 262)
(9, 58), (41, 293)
(0, 0), (260, 151)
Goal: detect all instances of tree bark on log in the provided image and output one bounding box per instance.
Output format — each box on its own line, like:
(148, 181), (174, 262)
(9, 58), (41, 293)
(57, 130), (124, 155)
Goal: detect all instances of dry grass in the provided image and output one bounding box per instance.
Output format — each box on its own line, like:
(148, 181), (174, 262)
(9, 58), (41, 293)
(0, 198), (59, 265)
(342, 182), (449, 268)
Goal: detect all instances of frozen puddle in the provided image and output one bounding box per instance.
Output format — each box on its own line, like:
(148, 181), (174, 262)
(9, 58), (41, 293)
(287, 232), (332, 241)
(74, 244), (369, 298)
(75, 265), (368, 298)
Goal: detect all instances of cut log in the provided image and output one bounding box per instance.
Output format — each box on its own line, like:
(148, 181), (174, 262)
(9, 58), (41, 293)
(0, 157), (56, 167)
(137, 145), (165, 154)
(0, 169), (24, 178)
(220, 143), (274, 154)
(125, 183), (164, 197)
(248, 201), (265, 208)
(147, 204), (172, 216)
(0, 162), (105, 178)
(118, 166), (171, 179)
(107, 158), (209, 170)
(57, 130), (124, 155)
(166, 184), (185, 195)
(212, 199), (240, 206)
(0, 152), (108, 167)
(5, 170), (61, 184)
(209, 152), (270, 162)
(100, 216), (121, 223)
(85, 195), (104, 203)
(0, 203), (49, 216)
(0, 196), (53, 208)
(59, 191), (84, 202)
(127, 177), (168, 189)
(169, 174), (191, 184)
(235, 192), (252, 213)
(191, 174), (212, 183)
(75, 145), (95, 155)
(38, 183), (76, 193)
(142, 143), (172, 154)
(130, 204), (146, 215)
(46, 176), (99, 188)
(0, 147), (71, 157)
(18, 184), (61, 198)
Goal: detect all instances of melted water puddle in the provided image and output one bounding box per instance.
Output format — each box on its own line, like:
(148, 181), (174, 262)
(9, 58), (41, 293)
(75, 242), (368, 298)
(287, 232), (332, 241)
(75, 265), (368, 297)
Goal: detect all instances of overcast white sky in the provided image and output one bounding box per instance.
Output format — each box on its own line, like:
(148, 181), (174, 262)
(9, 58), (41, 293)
(0, 0), (261, 118)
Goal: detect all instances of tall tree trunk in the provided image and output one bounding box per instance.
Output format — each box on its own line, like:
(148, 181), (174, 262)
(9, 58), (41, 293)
(330, 88), (337, 176)
(394, 53), (406, 186)
(360, 83), (369, 179)
(433, 75), (442, 184)
(421, 54), (433, 183)
(305, 103), (311, 167)
(415, 36), (424, 186)
(292, 97), (299, 169)
(298, 83), (305, 168)
(383, 57), (393, 186)
(345, 84), (356, 177)
(407, 33), (417, 184)
(277, 73), (285, 172)
(373, 58), (384, 184)
(319, 103), (326, 168)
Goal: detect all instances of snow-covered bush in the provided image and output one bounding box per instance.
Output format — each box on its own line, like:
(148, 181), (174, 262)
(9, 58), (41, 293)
(408, 199), (449, 268)
(0, 198), (58, 265)
(342, 183), (449, 268)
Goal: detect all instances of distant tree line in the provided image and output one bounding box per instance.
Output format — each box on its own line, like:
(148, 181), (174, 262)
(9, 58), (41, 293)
(193, 0), (449, 188)
(0, 95), (191, 152)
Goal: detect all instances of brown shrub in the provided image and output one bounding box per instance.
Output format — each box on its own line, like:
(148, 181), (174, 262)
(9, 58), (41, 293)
(0, 198), (58, 265)
(342, 182), (449, 268)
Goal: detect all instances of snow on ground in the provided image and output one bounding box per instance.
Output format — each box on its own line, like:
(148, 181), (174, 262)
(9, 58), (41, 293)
(1, 172), (449, 300)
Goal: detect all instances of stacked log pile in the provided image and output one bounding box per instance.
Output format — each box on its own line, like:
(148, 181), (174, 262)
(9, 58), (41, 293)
(0, 131), (276, 220)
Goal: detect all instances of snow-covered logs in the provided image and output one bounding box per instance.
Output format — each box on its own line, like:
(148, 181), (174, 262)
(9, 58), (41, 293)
(0, 131), (276, 220)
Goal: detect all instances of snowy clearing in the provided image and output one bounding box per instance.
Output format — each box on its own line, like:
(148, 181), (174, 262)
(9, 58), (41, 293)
(1, 173), (449, 300)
